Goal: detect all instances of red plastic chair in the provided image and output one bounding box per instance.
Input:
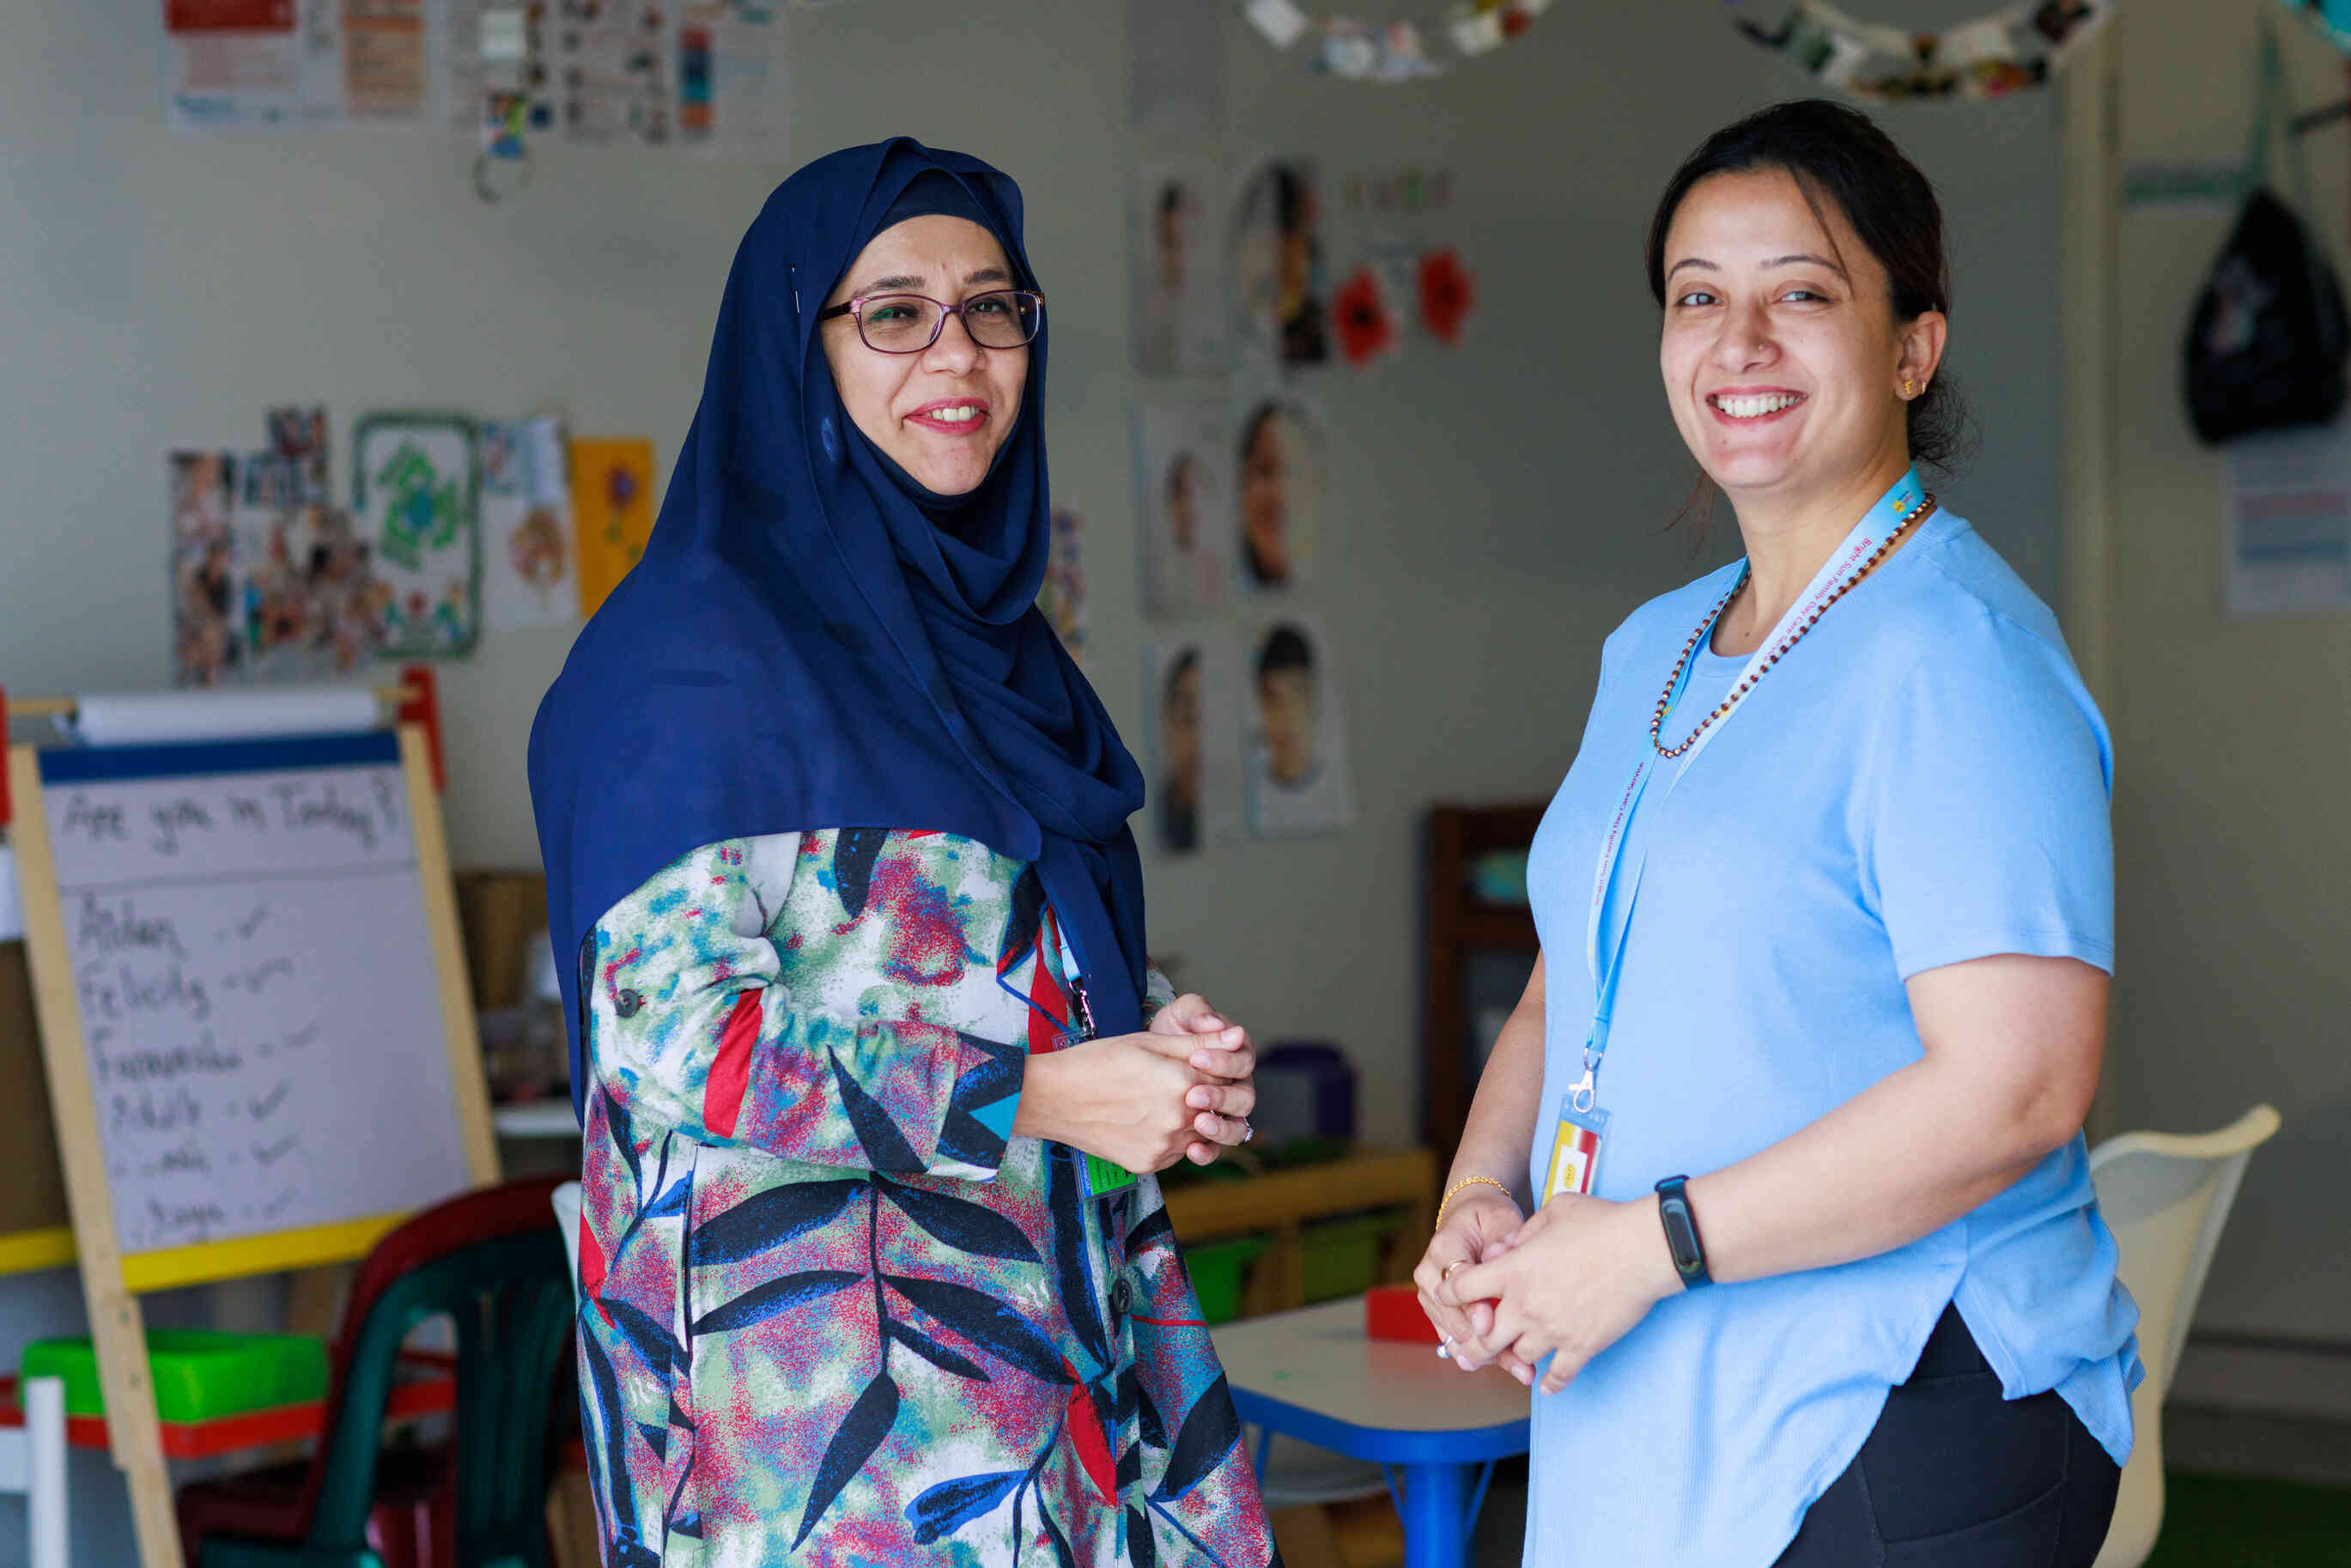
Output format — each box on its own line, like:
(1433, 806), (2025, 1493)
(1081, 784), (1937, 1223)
(176, 1176), (574, 1568)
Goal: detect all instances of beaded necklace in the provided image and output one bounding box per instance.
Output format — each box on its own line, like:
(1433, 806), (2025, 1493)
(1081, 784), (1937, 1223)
(1649, 490), (1938, 760)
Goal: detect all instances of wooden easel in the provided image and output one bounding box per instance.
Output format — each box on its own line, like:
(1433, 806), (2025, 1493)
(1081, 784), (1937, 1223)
(3, 689), (495, 1568)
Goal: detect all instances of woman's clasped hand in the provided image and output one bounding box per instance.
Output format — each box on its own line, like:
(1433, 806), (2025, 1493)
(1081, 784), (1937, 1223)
(1424, 1191), (1684, 1395)
(1012, 992), (1259, 1171)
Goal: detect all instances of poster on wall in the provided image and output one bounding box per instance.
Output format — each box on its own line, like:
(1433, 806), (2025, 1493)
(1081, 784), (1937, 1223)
(237, 455), (383, 679)
(164, 0), (343, 132)
(556, 0), (675, 145)
(571, 435), (658, 617)
(1231, 383), (1323, 592)
(1133, 158), (1230, 377)
(353, 411), (482, 656)
(1244, 612), (1356, 839)
(342, 0), (431, 122)
(170, 444), (383, 686)
(1134, 399), (1234, 617)
(479, 416), (579, 629)
(680, 2), (791, 162)
(2221, 420), (2351, 617)
(1144, 636), (1244, 854)
(170, 451), (246, 686)
(1231, 158), (1329, 368)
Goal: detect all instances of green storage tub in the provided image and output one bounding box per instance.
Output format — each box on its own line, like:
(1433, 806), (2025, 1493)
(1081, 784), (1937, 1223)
(1299, 1208), (1409, 1304)
(1182, 1233), (1270, 1325)
(21, 1330), (329, 1423)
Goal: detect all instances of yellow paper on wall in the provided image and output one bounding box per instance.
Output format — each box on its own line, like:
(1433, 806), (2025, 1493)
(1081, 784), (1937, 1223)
(570, 437), (656, 617)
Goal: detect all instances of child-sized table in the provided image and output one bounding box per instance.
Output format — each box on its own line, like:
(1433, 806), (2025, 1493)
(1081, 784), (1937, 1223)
(1210, 1296), (1530, 1568)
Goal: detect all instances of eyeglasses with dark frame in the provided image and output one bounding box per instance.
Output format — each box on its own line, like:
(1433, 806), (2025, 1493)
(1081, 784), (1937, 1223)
(817, 289), (1045, 354)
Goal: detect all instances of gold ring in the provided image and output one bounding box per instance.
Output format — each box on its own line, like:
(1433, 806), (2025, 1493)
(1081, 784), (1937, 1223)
(1441, 1260), (1468, 1284)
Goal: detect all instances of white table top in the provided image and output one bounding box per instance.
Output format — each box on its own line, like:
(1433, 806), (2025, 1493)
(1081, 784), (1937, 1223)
(492, 1099), (583, 1140)
(1208, 1298), (1529, 1436)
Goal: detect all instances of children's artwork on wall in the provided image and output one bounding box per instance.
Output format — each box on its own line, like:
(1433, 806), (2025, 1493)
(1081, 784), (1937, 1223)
(1135, 399), (1235, 617)
(1038, 504), (1089, 665)
(1245, 612), (1356, 839)
(571, 435), (659, 617)
(1232, 387), (1324, 591)
(1145, 636), (1244, 854)
(1232, 159), (1329, 368)
(353, 411), (483, 658)
(237, 467), (383, 680)
(170, 450), (246, 687)
(480, 415), (579, 630)
(170, 442), (382, 687)
(1133, 158), (1230, 377)
(266, 404), (332, 501)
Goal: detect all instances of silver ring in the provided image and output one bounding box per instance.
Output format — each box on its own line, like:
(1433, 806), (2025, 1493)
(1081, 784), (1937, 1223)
(1238, 1120), (1252, 1140)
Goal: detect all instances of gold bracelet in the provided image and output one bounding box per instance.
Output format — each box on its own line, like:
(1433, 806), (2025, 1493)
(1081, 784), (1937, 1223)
(1435, 1175), (1511, 1231)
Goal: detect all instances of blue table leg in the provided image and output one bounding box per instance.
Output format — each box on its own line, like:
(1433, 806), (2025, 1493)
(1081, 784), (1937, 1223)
(1397, 1461), (1476, 1568)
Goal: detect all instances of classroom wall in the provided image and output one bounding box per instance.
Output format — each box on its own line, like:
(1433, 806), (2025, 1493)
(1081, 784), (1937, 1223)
(0, 1), (2067, 1552)
(2088, 0), (2351, 1392)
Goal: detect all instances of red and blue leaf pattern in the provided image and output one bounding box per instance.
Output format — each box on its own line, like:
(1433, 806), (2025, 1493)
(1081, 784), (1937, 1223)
(906, 1470), (1024, 1544)
(575, 830), (1275, 1566)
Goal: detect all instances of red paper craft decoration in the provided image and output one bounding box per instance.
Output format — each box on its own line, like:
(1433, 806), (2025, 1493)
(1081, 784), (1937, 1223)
(1418, 247), (1476, 346)
(1333, 267), (1396, 366)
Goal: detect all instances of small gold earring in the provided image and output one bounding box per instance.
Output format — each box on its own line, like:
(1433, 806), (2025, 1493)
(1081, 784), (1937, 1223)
(1903, 378), (1916, 398)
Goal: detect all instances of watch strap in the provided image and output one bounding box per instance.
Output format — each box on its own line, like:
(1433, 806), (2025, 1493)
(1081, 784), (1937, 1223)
(1655, 1175), (1712, 1289)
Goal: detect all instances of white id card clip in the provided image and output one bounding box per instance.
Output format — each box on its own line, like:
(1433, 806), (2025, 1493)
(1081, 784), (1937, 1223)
(1543, 1079), (1610, 1204)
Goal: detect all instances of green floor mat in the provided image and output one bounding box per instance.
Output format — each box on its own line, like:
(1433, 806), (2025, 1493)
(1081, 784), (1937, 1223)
(2145, 1472), (2351, 1568)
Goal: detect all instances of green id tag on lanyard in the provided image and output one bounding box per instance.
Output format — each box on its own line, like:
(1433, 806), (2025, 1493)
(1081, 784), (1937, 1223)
(1081, 1152), (1139, 1196)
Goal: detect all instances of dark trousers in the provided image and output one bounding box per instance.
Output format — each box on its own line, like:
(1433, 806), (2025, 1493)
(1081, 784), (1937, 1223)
(1772, 1306), (2122, 1567)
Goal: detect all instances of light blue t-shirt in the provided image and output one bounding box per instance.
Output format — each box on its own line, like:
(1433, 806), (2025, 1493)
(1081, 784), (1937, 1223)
(1522, 508), (2141, 1568)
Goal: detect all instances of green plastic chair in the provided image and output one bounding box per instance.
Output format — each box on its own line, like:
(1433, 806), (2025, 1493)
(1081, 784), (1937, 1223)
(181, 1176), (575, 1568)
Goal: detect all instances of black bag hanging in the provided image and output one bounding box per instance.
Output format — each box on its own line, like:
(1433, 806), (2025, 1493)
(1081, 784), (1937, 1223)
(2184, 32), (2350, 445)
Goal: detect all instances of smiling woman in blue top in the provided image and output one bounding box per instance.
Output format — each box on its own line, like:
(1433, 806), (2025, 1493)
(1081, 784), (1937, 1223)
(1417, 100), (2139, 1567)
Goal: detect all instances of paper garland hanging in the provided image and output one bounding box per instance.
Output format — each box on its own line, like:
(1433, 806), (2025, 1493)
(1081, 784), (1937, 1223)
(2275, 0), (2351, 53)
(1239, 0), (1552, 82)
(1724, 0), (2114, 101)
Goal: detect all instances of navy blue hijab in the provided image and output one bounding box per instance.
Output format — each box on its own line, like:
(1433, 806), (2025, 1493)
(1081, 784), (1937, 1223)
(529, 139), (1149, 1119)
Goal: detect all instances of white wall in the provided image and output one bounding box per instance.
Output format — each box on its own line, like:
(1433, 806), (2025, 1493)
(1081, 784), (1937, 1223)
(0, 0), (2065, 1553)
(2087, 0), (2351, 1369)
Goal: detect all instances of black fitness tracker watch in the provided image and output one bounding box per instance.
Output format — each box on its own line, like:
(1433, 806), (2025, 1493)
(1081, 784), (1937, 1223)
(1655, 1176), (1712, 1289)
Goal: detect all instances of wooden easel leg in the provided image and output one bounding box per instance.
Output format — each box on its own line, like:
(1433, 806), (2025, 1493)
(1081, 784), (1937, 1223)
(88, 1292), (184, 1568)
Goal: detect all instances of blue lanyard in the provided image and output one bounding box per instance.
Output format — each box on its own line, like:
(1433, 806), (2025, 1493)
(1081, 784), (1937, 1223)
(1573, 470), (1925, 1111)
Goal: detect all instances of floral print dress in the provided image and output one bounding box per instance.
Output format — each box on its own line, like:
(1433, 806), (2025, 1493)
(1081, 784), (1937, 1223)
(574, 828), (1280, 1568)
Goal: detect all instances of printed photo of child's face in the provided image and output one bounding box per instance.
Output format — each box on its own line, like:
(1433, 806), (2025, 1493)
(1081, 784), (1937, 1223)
(1162, 654), (1202, 803)
(1166, 452), (1201, 552)
(1239, 404), (1292, 586)
(1156, 180), (1190, 295)
(1254, 625), (1319, 787)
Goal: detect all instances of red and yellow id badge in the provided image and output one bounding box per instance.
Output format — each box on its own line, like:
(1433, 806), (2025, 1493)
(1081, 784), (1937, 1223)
(1543, 1095), (1611, 1204)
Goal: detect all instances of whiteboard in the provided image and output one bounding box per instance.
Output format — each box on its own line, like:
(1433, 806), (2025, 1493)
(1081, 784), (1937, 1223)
(35, 732), (470, 1256)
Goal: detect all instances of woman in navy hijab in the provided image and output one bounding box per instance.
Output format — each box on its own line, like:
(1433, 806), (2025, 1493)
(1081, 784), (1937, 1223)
(530, 140), (1278, 1567)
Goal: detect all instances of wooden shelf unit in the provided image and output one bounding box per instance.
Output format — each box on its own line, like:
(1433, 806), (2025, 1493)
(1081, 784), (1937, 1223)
(1159, 1146), (1436, 1320)
(1420, 803), (1547, 1170)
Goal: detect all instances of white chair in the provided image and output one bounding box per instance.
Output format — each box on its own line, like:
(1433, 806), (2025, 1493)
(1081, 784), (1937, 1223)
(2088, 1103), (2281, 1568)
(553, 1180), (585, 1310)
(0, 1373), (70, 1568)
